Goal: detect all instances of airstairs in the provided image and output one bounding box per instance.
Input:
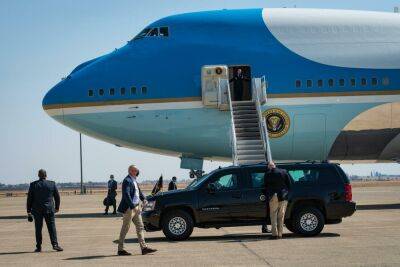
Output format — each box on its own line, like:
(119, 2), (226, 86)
(201, 66), (272, 166)
(231, 100), (267, 165)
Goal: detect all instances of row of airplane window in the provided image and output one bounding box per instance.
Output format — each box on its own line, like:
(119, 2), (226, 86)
(88, 87), (147, 97)
(295, 77), (390, 88)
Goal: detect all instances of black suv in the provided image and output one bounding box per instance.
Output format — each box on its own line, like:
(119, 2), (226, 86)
(142, 162), (356, 241)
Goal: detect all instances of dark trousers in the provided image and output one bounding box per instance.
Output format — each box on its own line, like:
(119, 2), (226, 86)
(234, 87), (243, 101)
(33, 212), (58, 248)
(105, 197), (116, 213)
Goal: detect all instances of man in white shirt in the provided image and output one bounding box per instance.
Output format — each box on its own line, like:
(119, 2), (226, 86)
(117, 165), (157, 255)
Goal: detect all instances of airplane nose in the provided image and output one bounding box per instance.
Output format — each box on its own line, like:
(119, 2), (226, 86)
(42, 81), (65, 118)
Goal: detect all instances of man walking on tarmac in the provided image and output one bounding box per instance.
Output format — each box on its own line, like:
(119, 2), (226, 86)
(117, 165), (157, 256)
(104, 174), (117, 215)
(264, 161), (292, 239)
(27, 169), (63, 252)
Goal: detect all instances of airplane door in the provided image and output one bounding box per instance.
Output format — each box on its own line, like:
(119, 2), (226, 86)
(201, 65), (228, 107)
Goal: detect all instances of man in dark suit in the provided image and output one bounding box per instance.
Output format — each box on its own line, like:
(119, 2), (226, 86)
(168, 176), (177, 191)
(229, 68), (250, 101)
(104, 174), (117, 215)
(27, 169), (63, 252)
(264, 162), (292, 239)
(117, 165), (157, 256)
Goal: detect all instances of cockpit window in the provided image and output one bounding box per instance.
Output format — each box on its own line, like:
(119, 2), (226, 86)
(148, 28), (159, 37)
(159, 27), (169, 37)
(132, 27), (169, 41)
(134, 28), (151, 40)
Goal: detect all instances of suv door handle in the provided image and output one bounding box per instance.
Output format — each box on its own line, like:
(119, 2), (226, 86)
(232, 192), (242, 199)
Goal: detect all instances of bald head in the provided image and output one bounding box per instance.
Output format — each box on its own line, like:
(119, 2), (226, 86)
(268, 161), (276, 170)
(38, 169), (47, 179)
(128, 165), (139, 177)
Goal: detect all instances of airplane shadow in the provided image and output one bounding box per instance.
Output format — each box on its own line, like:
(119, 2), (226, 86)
(1, 203), (399, 220)
(0, 213), (122, 220)
(116, 232), (340, 244)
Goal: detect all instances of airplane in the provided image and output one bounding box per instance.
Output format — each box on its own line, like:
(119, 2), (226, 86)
(42, 8), (400, 170)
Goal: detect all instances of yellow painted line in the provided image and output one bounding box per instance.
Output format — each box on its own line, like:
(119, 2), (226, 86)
(43, 97), (202, 110)
(267, 90), (400, 98)
(42, 90), (400, 110)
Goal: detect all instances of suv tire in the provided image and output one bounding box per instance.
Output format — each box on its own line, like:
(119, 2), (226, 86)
(293, 207), (324, 236)
(162, 210), (194, 241)
(284, 219), (298, 234)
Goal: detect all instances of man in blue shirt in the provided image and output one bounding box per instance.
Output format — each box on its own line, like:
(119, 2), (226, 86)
(117, 165), (157, 256)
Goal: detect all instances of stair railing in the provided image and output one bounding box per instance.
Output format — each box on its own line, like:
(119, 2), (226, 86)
(222, 78), (238, 166)
(253, 78), (273, 163)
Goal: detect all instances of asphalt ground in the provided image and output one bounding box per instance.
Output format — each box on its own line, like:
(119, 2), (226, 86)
(0, 186), (399, 266)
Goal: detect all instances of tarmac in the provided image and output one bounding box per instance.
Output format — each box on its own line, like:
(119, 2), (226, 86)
(0, 186), (399, 266)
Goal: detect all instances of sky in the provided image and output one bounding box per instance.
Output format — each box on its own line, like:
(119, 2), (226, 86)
(1, 0), (400, 185)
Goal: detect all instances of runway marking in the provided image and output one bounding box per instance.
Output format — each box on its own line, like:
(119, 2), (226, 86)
(221, 228), (273, 266)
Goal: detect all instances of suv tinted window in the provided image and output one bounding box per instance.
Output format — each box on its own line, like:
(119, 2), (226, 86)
(212, 172), (239, 191)
(286, 166), (339, 184)
(250, 171), (265, 188)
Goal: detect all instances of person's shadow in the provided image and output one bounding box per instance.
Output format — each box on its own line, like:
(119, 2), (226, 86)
(114, 232), (340, 244)
(64, 255), (125, 260)
(0, 251), (35, 256)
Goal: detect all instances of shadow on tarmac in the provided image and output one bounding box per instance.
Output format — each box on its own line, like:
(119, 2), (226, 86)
(356, 203), (400, 210)
(117, 232), (340, 244)
(0, 203), (399, 220)
(0, 213), (121, 220)
(64, 255), (124, 260)
(0, 251), (35, 256)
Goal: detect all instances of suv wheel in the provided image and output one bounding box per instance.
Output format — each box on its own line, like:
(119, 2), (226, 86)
(162, 210), (194, 241)
(293, 207), (324, 236)
(284, 219), (298, 234)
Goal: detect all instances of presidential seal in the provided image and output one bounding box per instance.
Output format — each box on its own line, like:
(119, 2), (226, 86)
(263, 108), (290, 138)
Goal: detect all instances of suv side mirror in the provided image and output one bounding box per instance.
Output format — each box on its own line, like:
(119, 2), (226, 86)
(207, 183), (216, 194)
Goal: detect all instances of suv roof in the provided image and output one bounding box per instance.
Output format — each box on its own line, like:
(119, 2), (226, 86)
(219, 161), (339, 171)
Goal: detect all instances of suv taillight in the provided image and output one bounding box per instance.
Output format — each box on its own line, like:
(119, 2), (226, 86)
(344, 184), (352, 202)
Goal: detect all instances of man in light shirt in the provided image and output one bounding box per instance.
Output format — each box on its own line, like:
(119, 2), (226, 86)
(117, 165), (157, 256)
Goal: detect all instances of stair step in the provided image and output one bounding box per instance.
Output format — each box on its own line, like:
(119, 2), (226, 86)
(234, 118), (259, 123)
(236, 140), (263, 145)
(235, 123), (259, 128)
(237, 150), (265, 156)
(235, 127), (260, 133)
(233, 111), (258, 116)
(237, 144), (264, 150)
(232, 106), (256, 111)
(238, 159), (267, 165)
(233, 114), (258, 119)
(236, 132), (261, 138)
(232, 101), (255, 106)
(236, 137), (261, 141)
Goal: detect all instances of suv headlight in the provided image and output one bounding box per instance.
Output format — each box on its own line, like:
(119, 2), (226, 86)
(143, 200), (156, 212)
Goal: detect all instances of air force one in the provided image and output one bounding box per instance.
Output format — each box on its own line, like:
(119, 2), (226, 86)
(43, 8), (400, 169)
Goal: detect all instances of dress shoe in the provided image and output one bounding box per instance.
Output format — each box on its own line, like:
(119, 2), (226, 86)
(118, 250), (132, 256)
(34, 247), (41, 253)
(103, 212), (108, 215)
(53, 245), (63, 251)
(112, 211), (117, 215)
(141, 247), (157, 255)
(261, 225), (270, 233)
(269, 236), (278, 240)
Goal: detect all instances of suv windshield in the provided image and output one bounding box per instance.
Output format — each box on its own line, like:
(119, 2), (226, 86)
(186, 172), (213, 189)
